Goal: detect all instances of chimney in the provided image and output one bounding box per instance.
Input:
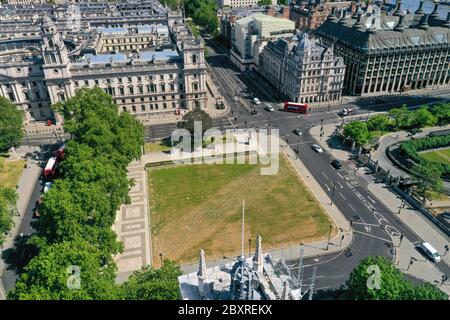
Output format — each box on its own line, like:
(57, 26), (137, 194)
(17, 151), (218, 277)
(252, 235), (263, 273)
(430, 2), (440, 20)
(444, 12), (450, 28)
(394, 13), (407, 31)
(352, 13), (364, 31)
(392, 0), (402, 16)
(197, 249), (208, 297)
(418, 14), (429, 30)
(415, 0), (424, 15)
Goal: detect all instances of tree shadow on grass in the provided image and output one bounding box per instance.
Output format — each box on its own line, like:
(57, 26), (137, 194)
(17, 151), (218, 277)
(1, 234), (38, 275)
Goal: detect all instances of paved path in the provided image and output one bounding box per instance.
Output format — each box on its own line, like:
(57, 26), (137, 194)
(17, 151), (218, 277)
(113, 159), (152, 283)
(0, 146), (42, 300)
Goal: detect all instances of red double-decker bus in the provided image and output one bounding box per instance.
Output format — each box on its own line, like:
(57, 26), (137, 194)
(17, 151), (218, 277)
(44, 157), (58, 179)
(284, 102), (309, 114)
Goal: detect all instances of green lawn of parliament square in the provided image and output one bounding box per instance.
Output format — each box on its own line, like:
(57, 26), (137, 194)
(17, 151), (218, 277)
(148, 154), (336, 266)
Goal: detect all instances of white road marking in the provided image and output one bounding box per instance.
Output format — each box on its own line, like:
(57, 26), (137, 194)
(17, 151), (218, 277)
(322, 172), (329, 180)
(339, 192), (346, 201)
(348, 203), (356, 212)
(368, 196), (376, 204)
(353, 230), (393, 243)
(336, 172), (343, 179)
(324, 183), (330, 191)
(337, 181), (344, 189)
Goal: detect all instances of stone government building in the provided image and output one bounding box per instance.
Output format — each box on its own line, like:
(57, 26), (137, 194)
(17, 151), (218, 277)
(259, 33), (345, 104)
(0, 1), (207, 124)
(314, 1), (450, 96)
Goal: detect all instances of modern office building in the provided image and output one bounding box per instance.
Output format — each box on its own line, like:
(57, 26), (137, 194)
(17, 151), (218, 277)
(314, 1), (450, 96)
(230, 13), (295, 71)
(259, 33), (345, 103)
(0, 2), (207, 123)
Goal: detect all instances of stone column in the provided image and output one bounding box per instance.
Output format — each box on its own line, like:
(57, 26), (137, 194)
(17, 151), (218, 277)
(252, 235), (263, 273)
(197, 249), (208, 298)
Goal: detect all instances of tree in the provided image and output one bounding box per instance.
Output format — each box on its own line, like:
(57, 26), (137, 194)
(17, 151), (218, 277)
(120, 260), (182, 300)
(9, 240), (119, 300)
(411, 108), (437, 128)
(412, 163), (443, 196)
(367, 114), (391, 132)
(0, 96), (24, 152)
(257, 0), (272, 5)
(277, 0), (288, 5)
(343, 121), (371, 146)
(177, 108), (213, 136)
(0, 187), (18, 245)
(346, 256), (447, 300)
(388, 106), (411, 129)
(430, 103), (450, 125)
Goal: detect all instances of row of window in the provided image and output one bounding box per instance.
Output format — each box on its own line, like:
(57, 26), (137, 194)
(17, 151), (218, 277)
(103, 37), (156, 44)
(122, 102), (177, 113)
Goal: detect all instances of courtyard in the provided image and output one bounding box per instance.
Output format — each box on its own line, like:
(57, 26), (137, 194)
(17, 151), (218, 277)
(148, 154), (335, 266)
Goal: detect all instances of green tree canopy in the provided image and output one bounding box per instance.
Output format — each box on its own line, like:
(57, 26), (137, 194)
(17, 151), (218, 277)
(412, 108), (437, 128)
(177, 108), (213, 136)
(346, 256), (447, 300)
(0, 187), (18, 245)
(388, 106), (412, 129)
(0, 96), (24, 152)
(9, 240), (119, 300)
(367, 114), (391, 132)
(412, 162), (443, 196)
(120, 260), (182, 300)
(257, 0), (272, 5)
(343, 121), (371, 146)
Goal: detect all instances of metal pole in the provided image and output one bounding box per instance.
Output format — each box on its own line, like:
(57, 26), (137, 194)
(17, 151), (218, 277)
(326, 225), (332, 250)
(330, 183), (336, 205)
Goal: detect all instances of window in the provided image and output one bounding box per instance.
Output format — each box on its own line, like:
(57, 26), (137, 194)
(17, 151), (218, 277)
(192, 82), (198, 91)
(170, 83), (175, 91)
(160, 83), (165, 92)
(132, 105), (136, 112)
(163, 103), (167, 109)
(141, 105), (145, 111)
(122, 106), (127, 112)
(129, 86), (134, 94)
(58, 92), (65, 101)
(128, 77), (132, 83)
(192, 54), (197, 64)
(119, 87), (125, 95)
(35, 91), (41, 100)
(24, 92), (30, 101)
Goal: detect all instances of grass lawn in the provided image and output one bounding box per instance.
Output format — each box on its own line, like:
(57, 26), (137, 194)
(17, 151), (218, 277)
(148, 155), (335, 266)
(145, 141), (171, 153)
(420, 148), (450, 166)
(0, 156), (25, 189)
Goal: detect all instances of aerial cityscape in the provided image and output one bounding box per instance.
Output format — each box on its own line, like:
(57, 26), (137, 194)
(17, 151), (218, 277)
(0, 0), (449, 306)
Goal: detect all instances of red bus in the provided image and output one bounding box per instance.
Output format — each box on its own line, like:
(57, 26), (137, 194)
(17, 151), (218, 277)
(54, 144), (65, 161)
(284, 102), (309, 114)
(44, 157), (58, 179)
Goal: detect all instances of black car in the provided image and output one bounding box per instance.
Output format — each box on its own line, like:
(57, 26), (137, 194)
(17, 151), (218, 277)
(250, 109), (258, 115)
(330, 159), (342, 170)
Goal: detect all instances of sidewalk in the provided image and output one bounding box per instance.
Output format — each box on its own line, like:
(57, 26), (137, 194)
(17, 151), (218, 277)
(310, 121), (450, 292)
(0, 147), (42, 300)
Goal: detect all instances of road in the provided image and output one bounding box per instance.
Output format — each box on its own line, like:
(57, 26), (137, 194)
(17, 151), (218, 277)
(143, 39), (450, 292)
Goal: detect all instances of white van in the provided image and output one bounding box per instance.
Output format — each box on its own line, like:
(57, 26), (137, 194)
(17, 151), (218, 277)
(253, 97), (261, 105)
(421, 242), (441, 262)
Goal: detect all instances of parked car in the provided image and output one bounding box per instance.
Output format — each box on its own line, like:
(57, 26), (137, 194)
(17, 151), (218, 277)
(44, 181), (53, 193)
(250, 109), (258, 115)
(419, 242), (441, 263)
(311, 144), (323, 153)
(442, 211), (450, 219)
(330, 159), (342, 170)
(253, 97), (261, 105)
(293, 129), (302, 136)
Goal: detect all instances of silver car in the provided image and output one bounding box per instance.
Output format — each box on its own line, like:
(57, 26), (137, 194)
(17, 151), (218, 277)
(312, 144), (323, 153)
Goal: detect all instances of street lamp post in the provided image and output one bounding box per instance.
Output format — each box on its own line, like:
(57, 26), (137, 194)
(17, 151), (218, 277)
(444, 245), (449, 257)
(248, 238), (251, 257)
(326, 225), (332, 250)
(397, 201), (405, 214)
(407, 258), (414, 271)
(159, 253), (163, 266)
(340, 234), (345, 246)
(330, 183), (336, 205)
